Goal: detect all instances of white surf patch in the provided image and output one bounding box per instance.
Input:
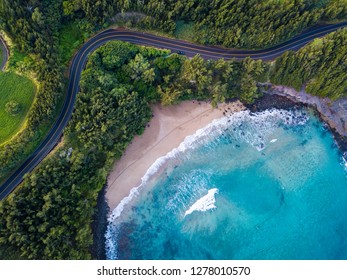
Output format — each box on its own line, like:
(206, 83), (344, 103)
(184, 188), (219, 217)
(342, 152), (347, 171)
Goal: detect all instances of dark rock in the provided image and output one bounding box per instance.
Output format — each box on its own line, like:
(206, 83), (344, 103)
(247, 94), (300, 113)
(260, 85), (347, 153)
(90, 183), (109, 260)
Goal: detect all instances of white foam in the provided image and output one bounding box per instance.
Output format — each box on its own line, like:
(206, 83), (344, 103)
(105, 223), (119, 260)
(184, 188), (219, 217)
(107, 187), (141, 221)
(342, 152), (347, 171)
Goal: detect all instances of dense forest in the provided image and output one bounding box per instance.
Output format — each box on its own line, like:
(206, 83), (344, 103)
(0, 0), (346, 259)
(270, 28), (347, 99)
(61, 0), (347, 48)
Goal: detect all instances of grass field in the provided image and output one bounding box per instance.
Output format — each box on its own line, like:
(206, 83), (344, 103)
(0, 72), (36, 144)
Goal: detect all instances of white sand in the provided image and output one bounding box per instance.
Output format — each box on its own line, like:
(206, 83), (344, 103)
(105, 100), (245, 210)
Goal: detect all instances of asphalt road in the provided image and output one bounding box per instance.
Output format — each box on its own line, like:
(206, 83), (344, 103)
(0, 35), (9, 71)
(1, 21), (347, 199)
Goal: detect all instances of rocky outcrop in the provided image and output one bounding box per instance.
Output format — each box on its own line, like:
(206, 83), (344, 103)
(268, 85), (347, 137)
(262, 84), (347, 151)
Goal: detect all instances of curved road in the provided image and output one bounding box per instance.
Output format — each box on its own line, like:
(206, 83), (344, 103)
(0, 22), (347, 199)
(0, 35), (9, 71)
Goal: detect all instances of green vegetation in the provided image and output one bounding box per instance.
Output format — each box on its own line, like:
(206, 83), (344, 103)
(174, 21), (195, 41)
(109, 0), (347, 48)
(59, 20), (93, 65)
(5, 101), (20, 115)
(48, 1), (347, 49)
(0, 0), (65, 181)
(6, 49), (27, 71)
(270, 28), (347, 100)
(0, 72), (36, 144)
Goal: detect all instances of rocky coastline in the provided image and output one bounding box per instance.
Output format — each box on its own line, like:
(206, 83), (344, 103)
(254, 84), (347, 152)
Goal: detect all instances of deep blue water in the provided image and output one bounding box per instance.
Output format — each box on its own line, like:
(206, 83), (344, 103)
(106, 109), (347, 260)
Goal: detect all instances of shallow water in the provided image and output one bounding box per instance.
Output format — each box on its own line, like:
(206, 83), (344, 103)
(106, 109), (347, 260)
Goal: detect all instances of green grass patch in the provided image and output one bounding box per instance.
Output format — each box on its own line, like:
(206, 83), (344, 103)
(7, 48), (27, 70)
(174, 20), (195, 41)
(59, 22), (90, 65)
(0, 72), (36, 144)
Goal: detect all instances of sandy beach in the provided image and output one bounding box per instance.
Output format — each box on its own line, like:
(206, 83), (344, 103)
(105, 100), (246, 211)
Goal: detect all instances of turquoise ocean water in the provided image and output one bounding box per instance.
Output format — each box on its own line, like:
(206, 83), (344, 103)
(106, 108), (347, 260)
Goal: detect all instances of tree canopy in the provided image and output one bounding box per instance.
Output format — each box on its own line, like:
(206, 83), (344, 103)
(270, 28), (347, 100)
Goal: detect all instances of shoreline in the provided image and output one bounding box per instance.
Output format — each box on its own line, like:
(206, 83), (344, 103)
(95, 89), (347, 259)
(105, 100), (245, 211)
(104, 89), (347, 214)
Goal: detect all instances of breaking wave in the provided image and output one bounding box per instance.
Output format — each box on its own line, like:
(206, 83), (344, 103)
(184, 188), (219, 217)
